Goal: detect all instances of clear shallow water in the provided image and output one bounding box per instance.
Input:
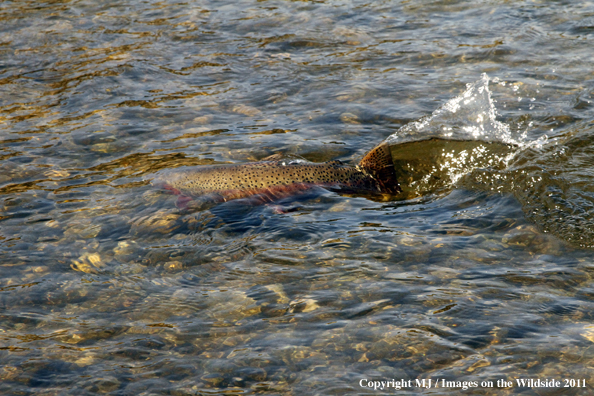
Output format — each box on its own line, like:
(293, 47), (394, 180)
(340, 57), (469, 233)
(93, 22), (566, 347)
(1, 1), (594, 395)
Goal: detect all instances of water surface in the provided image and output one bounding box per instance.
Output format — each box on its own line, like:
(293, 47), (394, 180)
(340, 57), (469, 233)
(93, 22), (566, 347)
(1, 1), (594, 395)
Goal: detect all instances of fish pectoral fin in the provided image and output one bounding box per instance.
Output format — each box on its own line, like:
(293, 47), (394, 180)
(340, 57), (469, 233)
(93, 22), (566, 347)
(176, 195), (193, 209)
(177, 194), (222, 211)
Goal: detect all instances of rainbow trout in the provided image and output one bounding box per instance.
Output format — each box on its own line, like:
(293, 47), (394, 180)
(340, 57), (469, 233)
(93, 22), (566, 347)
(152, 141), (400, 209)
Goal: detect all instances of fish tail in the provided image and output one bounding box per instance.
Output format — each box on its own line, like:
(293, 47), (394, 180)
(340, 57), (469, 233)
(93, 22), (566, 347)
(358, 141), (401, 194)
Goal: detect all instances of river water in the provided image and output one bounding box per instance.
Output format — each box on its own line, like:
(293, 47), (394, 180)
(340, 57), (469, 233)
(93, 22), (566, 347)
(1, 1), (594, 395)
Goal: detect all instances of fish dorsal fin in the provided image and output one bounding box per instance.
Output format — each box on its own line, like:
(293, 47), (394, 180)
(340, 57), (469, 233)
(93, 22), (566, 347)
(326, 160), (343, 165)
(260, 153), (309, 163)
(261, 153), (285, 161)
(358, 141), (401, 194)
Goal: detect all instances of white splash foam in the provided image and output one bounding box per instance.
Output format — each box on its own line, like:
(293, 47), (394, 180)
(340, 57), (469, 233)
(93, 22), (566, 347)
(386, 73), (521, 146)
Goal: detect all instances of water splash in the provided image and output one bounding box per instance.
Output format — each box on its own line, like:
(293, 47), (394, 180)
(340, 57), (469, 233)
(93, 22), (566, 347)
(386, 73), (519, 146)
(463, 122), (594, 249)
(393, 75), (594, 249)
(385, 74), (525, 198)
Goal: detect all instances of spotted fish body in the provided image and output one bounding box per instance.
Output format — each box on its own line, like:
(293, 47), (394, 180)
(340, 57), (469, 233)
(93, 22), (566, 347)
(153, 141), (400, 207)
